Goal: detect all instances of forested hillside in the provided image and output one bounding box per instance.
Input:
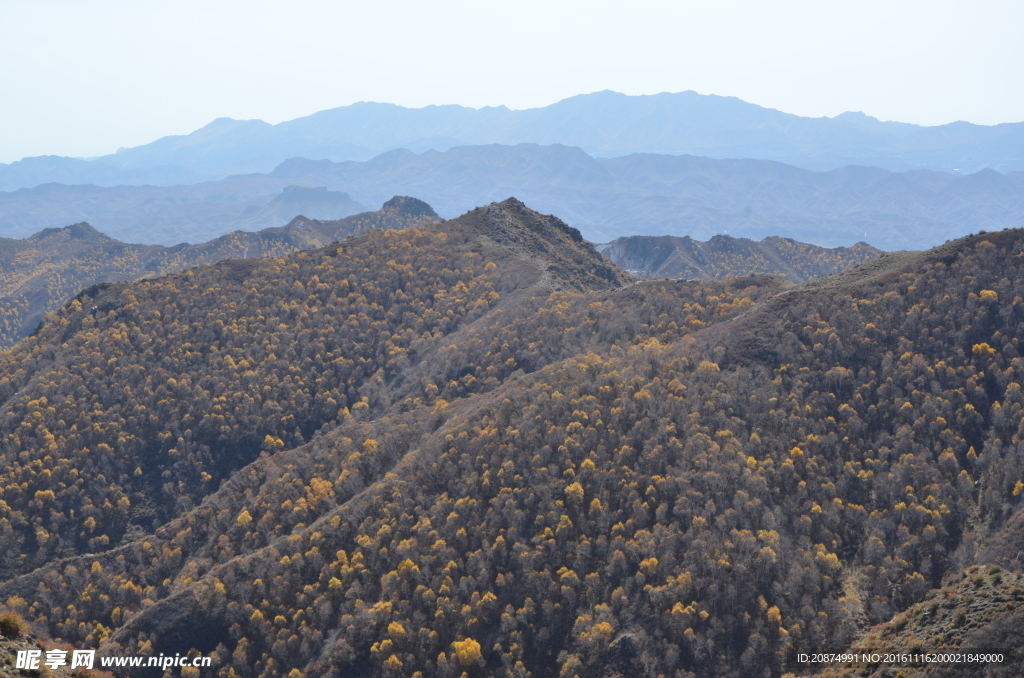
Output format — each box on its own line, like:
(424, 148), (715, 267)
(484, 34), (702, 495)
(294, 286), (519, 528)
(0, 196), (436, 346)
(0, 199), (1022, 678)
(600, 234), (883, 282)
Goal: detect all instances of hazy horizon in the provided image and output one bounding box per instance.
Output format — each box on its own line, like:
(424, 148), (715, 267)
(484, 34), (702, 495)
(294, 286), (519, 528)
(5, 87), (1024, 167)
(1, 0), (1021, 164)
(24, 89), (1005, 163)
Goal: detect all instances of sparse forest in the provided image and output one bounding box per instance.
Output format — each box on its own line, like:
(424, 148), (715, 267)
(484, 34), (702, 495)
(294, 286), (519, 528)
(0, 200), (1021, 678)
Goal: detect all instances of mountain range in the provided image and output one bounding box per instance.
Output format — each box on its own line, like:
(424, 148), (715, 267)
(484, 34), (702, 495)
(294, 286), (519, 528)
(0, 196), (437, 347)
(600, 234), (882, 281)
(2, 90), (1024, 192)
(3, 144), (1023, 250)
(0, 180), (367, 245)
(0, 196), (883, 349)
(0, 199), (1022, 677)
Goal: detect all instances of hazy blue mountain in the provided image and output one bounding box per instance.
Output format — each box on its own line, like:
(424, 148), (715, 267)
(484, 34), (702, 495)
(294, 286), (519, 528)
(2, 144), (1022, 250)
(0, 180), (365, 244)
(266, 145), (1024, 249)
(0, 155), (215, 191)
(3, 91), (1023, 191)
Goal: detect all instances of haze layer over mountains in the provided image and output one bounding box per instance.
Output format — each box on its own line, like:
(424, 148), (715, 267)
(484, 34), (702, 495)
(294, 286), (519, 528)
(3, 90), (1024, 191)
(2, 144), (1022, 251)
(2, 89), (1023, 252)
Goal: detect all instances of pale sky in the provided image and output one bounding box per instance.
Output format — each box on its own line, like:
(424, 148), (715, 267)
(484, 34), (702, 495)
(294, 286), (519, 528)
(1, 0), (1021, 163)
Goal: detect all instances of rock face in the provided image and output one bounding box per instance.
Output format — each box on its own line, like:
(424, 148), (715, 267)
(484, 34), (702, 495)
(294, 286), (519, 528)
(601, 233), (883, 282)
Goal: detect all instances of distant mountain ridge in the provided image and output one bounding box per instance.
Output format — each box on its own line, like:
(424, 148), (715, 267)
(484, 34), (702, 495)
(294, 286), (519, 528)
(2, 144), (1022, 250)
(2, 90), (1023, 190)
(0, 196), (437, 346)
(0, 180), (367, 244)
(600, 234), (883, 282)
(0, 193), (885, 349)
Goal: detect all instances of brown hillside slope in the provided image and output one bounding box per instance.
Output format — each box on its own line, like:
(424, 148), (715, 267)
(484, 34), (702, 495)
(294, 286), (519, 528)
(0, 205), (1023, 678)
(0, 196), (437, 347)
(811, 565), (1024, 678)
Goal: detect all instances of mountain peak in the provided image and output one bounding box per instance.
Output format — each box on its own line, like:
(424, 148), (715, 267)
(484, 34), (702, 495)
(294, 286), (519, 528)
(382, 195), (438, 218)
(28, 222), (108, 242)
(834, 110), (880, 123)
(454, 198), (630, 291)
